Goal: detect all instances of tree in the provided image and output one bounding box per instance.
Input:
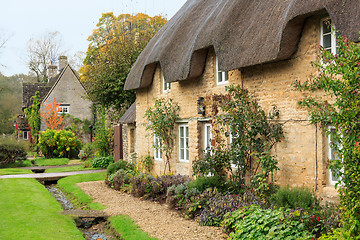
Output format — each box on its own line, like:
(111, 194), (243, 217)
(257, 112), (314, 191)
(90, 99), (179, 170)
(40, 98), (64, 130)
(294, 31), (360, 237)
(79, 13), (167, 114)
(0, 73), (22, 134)
(24, 91), (41, 143)
(144, 98), (179, 174)
(27, 31), (65, 83)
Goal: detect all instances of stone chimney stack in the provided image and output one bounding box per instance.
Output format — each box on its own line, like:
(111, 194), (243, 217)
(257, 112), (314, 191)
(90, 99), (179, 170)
(58, 56), (68, 70)
(47, 64), (57, 80)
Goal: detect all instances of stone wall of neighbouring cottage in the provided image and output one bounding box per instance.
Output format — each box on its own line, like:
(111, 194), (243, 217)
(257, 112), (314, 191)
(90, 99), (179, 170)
(40, 67), (93, 131)
(135, 16), (336, 199)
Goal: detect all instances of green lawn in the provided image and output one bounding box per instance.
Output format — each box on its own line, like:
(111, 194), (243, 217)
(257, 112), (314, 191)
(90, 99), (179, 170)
(35, 158), (70, 166)
(57, 172), (106, 210)
(0, 168), (33, 175)
(45, 165), (98, 173)
(109, 215), (158, 240)
(0, 178), (84, 240)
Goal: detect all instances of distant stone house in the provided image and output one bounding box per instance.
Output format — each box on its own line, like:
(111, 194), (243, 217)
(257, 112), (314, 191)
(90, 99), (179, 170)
(22, 56), (93, 141)
(123, 0), (360, 200)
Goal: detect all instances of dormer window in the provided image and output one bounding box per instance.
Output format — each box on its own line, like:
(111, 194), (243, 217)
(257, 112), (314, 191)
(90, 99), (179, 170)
(216, 57), (229, 85)
(163, 76), (171, 93)
(321, 18), (337, 54)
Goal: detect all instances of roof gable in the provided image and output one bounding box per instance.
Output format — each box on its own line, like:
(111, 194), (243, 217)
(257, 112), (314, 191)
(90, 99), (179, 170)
(125, 0), (360, 90)
(41, 64), (90, 104)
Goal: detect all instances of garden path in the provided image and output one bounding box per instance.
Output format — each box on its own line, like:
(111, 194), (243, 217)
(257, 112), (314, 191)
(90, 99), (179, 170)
(78, 181), (228, 240)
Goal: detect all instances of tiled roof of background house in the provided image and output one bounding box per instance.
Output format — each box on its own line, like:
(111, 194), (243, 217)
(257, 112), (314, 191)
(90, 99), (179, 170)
(22, 83), (51, 109)
(119, 102), (136, 124)
(125, 0), (360, 90)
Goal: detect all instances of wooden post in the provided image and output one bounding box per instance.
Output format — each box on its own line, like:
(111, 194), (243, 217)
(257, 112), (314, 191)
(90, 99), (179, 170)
(114, 124), (123, 162)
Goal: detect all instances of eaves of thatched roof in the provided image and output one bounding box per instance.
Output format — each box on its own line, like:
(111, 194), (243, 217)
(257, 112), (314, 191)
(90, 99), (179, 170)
(125, 0), (360, 90)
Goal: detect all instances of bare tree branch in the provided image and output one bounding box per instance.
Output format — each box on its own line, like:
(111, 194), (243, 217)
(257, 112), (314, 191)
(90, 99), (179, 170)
(27, 31), (66, 83)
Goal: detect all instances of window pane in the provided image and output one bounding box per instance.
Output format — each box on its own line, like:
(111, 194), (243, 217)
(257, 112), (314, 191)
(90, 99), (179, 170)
(186, 148), (189, 160)
(180, 127), (184, 138)
(323, 34), (332, 49)
(225, 71), (229, 82)
(185, 126), (189, 138)
(218, 72), (222, 82)
(322, 21), (331, 34)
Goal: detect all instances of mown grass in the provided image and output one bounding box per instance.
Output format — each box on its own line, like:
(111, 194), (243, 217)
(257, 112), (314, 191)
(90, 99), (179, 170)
(35, 157), (70, 166)
(0, 168), (33, 175)
(57, 172), (106, 210)
(0, 178), (84, 240)
(45, 165), (98, 173)
(109, 215), (158, 240)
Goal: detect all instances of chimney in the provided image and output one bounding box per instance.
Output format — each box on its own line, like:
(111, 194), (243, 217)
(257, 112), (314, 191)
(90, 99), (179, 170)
(58, 56), (68, 70)
(47, 64), (57, 80)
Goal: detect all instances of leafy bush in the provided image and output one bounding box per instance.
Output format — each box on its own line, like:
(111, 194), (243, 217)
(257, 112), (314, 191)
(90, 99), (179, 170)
(91, 155), (114, 168)
(139, 155), (154, 173)
(38, 129), (81, 159)
(112, 169), (135, 191)
(271, 186), (317, 210)
(146, 174), (188, 202)
(199, 191), (261, 227)
(187, 175), (228, 193)
(0, 136), (27, 166)
(223, 205), (314, 240)
(106, 160), (134, 177)
(78, 142), (95, 161)
(130, 172), (154, 198)
(183, 188), (221, 220)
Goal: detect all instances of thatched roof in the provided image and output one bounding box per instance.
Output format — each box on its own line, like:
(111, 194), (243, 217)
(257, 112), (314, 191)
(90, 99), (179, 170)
(119, 102), (136, 124)
(125, 0), (360, 90)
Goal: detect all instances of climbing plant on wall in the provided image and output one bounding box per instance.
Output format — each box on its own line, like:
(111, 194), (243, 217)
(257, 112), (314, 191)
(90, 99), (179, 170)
(144, 98), (179, 174)
(24, 91), (41, 144)
(293, 30), (360, 237)
(193, 85), (284, 198)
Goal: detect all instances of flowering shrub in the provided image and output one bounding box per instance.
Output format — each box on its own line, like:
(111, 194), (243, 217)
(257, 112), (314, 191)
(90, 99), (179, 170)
(38, 129), (81, 158)
(199, 192), (260, 226)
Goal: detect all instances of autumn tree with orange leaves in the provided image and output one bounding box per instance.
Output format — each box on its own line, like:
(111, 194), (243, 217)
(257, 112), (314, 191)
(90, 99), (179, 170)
(79, 13), (167, 114)
(40, 98), (64, 130)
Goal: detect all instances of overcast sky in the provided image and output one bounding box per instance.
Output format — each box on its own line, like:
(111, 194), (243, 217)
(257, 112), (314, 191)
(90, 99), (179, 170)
(0, 0), (187, 76)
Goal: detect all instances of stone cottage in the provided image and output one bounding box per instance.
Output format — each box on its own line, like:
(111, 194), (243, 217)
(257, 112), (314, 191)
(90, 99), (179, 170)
(123, 0), (360, 200)
(22, 56), (93, 141)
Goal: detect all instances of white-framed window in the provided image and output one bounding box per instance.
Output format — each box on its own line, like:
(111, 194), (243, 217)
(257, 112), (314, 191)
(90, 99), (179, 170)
(154, 134), (163, 161)
(23, 131), (29, 140)
(59, 104), (70, 114)
(163, 76), (171, 93)
(216, 57), (229, 85)
(320, 18), (337, 54)
(328, 127), (341, 185)
(204, 124), (212, 154)
(179, 124), (189, 162)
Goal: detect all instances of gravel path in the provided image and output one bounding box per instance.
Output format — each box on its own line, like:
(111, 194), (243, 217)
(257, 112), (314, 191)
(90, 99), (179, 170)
(78, 181), (227, 240)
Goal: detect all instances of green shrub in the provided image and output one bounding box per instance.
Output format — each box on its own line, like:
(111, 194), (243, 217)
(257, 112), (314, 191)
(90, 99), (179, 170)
(112, 169), (135, 191)
(38, 129), (81, 159)
(78, 142), (95, 161)
(271, 186), (317, 210)
(223, 205), (314, 240)
(106, 160), (134, 176)
(187, 175), (228, 193)
(91, 155), (114, 169)
(0, 136), (27, 166)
